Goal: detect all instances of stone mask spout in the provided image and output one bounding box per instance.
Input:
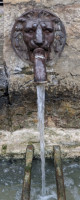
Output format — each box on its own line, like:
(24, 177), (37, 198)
(11, 10), (66, 83)
(22, 18), (55, 83)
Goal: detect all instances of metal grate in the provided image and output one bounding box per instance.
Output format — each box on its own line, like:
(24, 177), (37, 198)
(0, 0), (3, 6)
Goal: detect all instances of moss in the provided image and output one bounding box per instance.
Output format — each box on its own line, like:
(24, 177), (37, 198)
(27, 111), (33, 116)
(2, 144), (7, 150)
(25, 164), (31, 172)
(2, 144), (7, 154)
(28, 141), (33, 145)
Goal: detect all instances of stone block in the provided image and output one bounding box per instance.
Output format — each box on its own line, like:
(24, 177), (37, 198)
(0, 127), (80, 158)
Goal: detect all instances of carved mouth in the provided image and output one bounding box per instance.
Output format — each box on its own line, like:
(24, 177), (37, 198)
(29, 47), (49, 54)
(29, 41), (49, 52)
(29, 47), (49, 62)
(33, 48), (45, 56)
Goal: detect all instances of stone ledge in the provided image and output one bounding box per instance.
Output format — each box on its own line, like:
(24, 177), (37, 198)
(4, 0), (31, 4)
(3, 0), (80, 4)
(0, 127), (80, 159)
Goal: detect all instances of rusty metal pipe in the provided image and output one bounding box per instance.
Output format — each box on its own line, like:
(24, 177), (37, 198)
(33, 48), (47, 83)
(53, 145), (66, 200)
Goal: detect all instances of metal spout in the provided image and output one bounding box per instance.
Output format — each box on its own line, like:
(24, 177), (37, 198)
(33, 48), (47, 83)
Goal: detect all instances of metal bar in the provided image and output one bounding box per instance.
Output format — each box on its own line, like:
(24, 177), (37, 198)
(21, 145), (34, 200)
(53, 145), (66, 200)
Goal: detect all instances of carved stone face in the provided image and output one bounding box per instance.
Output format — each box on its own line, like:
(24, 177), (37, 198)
(11, 10), (66, 62)
(23, 19), (54, 60)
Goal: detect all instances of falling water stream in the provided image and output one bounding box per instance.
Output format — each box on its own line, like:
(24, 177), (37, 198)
(37, 84), (46, 196)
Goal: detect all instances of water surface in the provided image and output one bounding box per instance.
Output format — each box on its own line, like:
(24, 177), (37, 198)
(0, 158), (80, 200)
(0, 159), (24, 200)
(30, 158), (80, 200)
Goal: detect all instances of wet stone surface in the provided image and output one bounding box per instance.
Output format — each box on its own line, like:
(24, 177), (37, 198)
(0, 159), (24, 200)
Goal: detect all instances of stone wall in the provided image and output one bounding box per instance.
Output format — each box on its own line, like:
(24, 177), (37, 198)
(0, 0), (80, 158)
(0, 7), (9, 130)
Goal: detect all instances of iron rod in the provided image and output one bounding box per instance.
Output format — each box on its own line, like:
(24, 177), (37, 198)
(53, 145), (66, 200)
(21, 145), (34, 200)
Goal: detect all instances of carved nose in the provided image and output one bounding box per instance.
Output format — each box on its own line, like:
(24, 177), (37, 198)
(34, 25), (44, 46)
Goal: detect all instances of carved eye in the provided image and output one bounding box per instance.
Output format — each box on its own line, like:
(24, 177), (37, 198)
(28, 29), (34, 33)
(25, 29), (34, 33)
(45, 30), (50, 33)
(45, 29), (53, 33)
